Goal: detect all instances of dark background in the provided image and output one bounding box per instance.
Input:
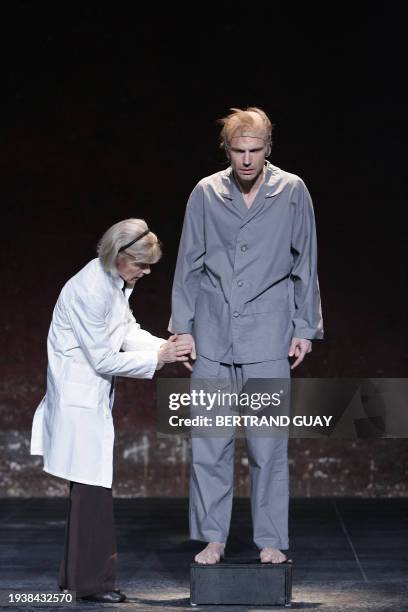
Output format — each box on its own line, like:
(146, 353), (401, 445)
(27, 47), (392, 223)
(0, 5), (407, 493)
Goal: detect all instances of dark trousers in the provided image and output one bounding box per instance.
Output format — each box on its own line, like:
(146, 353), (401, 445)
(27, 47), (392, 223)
(58, 482), (117, 597)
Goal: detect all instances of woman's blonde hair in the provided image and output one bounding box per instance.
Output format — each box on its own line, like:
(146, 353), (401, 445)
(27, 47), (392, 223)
(97, 218), (162, 276)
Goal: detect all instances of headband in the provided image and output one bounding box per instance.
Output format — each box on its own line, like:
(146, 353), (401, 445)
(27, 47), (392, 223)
(118, 229), (150, 253)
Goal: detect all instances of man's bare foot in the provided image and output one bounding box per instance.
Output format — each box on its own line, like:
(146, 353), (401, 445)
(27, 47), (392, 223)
(194, 542), (225, 564)
(260, 547), (287, 564)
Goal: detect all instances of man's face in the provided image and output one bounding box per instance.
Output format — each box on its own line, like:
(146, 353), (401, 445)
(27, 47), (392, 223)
(116, 255), (151, 285)
(228, 135), (269, 183)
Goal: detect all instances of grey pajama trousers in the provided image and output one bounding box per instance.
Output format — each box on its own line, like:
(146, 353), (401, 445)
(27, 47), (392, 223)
(190, 355), (290, 550)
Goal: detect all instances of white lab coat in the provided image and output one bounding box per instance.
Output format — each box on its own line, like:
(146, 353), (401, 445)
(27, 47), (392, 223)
(30, 258), (166, 488)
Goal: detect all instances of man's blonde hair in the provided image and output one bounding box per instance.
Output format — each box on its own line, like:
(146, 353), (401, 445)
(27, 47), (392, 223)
(218, 106), (273, 153)
(97, 218), (162, 276)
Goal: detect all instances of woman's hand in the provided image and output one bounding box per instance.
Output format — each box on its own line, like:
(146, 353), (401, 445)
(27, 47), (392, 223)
(156, 334), (192, 369)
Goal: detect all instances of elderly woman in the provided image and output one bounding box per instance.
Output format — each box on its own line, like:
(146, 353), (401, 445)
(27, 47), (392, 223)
(30, 219), (191, 604)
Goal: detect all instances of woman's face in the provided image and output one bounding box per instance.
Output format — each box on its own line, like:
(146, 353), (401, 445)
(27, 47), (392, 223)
(116, 255), (151, 284)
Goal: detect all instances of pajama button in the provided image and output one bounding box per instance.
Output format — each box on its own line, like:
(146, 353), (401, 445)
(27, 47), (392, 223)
(237, 280), (244, 287)
(241, 244), (248, 252)
(233, 311), (240, 317)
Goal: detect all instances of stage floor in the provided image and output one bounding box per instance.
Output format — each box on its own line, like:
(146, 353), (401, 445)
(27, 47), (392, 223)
(0, 498), (407, 611)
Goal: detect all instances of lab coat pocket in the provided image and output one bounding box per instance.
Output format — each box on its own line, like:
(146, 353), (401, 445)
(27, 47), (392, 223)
(62, 381), (99, 410)
(62, 362), (99, 410)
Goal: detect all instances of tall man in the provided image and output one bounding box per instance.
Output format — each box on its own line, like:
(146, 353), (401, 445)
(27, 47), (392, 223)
(170, 107), (323, 564)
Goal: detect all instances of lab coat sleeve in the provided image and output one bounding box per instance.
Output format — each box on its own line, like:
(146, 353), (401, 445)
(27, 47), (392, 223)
(170, 183), (206, 333)
(66, 292), (158, 378)
(290, 180), (324, 340)
(121, 306), (167, 352)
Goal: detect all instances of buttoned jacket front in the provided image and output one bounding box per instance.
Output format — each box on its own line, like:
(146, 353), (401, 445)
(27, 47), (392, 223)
(30, 258), (165, 488)
(171, 162), (323, 364)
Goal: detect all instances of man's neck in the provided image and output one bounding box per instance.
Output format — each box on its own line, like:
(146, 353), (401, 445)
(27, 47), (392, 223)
(234, 166), (265, 195)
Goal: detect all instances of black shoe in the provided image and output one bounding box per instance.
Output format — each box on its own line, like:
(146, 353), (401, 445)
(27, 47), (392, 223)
(81, 590), (126, 603)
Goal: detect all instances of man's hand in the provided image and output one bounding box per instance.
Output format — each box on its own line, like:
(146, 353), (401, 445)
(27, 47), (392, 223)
(156, 334), (192, 370)
(288, 338), (312, 369)
(175, 333), (196, 372)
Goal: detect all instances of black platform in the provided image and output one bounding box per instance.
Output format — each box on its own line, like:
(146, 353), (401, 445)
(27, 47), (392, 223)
(191, 558), (292, 606)
(0, 498), (407, 610)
